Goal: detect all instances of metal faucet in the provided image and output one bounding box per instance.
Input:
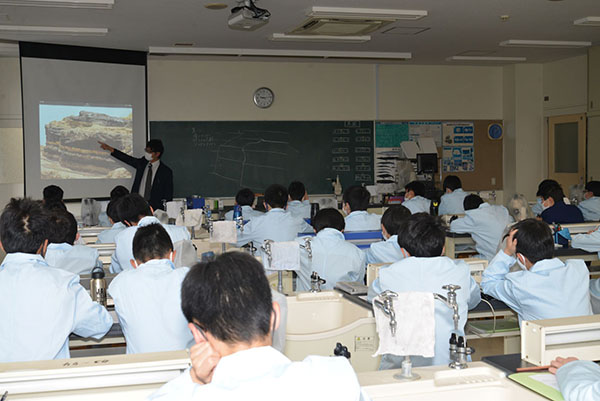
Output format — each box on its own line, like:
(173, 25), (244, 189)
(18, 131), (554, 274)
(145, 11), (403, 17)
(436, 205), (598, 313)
(449, 334), (474, 369)
(300, 237), (313, 259)
(433, 284), (461, 331)
(202, 206), (213, 235)
(235, 215), (244, 232)
(373, 290), (398, 337)
(310, 271), (326, 293)
(262, 240), (287, 294)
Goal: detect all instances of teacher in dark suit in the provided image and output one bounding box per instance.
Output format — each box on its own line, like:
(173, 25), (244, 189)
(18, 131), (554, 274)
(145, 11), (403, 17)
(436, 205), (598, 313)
(98, 139), (173, 211)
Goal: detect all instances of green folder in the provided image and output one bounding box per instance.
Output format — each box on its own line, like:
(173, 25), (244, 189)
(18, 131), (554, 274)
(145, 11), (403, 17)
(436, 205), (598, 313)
(508, 372), (564, 401)
(467, 318), (520, 334)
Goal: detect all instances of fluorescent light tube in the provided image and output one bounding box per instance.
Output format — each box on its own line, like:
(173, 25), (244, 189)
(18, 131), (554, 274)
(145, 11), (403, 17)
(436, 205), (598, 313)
(308, 6), (427, 21)
(574, 17), (600, 26)
(148, 47), (412, 60)
(447, 56), (527, 62)
(500, 39), (591, 48)
(0, 25), (108, 35)
(270, 33), (371, 43)
(0, 0), (113, 9)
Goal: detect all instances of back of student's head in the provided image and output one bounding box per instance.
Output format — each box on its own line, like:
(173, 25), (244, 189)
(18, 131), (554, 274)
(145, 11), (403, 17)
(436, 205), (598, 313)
(540, 184), (565, 202)
(235, 188), (255, 207)
(312, 208), (345, 232)
(0, 198), (50, 254)
(536, 179), (559, 197)
(585, 181), (600, 197)
(147, 139), (164, 158)
(381, 205), (411, 236)
(443, 176), (462, 192)
(397, 213), (446, 257)
(463, 194), (484, 211)
(405, 181), (426, 197)
(106, 200), (120, 223)
(264, 184), (287, 209)
(288, 181), (306, 201)
(110, 185), (129, 201)
(43, 185), (64, 205)
(47, 209), (78, 245)
(132, 223), (173, 263)
(117, 193), (152, 225)
(343, 185), (370, 211)
(512, 218), (553, 263)
(181, 252), (273, 344)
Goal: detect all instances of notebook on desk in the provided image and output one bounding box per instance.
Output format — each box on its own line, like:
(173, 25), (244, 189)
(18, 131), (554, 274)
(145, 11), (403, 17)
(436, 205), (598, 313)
(508, 372), (564, 401)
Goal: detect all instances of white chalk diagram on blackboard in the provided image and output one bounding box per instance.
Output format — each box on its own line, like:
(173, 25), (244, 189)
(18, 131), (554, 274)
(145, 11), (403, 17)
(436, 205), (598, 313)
(209, 130), (300, 188)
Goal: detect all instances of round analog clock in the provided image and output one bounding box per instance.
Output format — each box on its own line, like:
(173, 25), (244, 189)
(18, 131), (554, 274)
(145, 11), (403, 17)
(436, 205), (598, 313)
(253, 87), (274, 108)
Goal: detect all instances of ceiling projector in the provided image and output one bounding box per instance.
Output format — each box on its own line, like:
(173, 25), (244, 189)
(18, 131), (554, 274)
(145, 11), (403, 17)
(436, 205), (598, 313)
(228, 0), (271, 31)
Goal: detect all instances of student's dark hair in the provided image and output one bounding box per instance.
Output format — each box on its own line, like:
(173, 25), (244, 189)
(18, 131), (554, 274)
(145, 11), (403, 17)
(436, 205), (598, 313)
(110, 185), (129, 201)
(443, 175), (462, 192)
(117, 193), (152, 224)
(264, 184), (288, 209)
(512, 218), (554, 263)
(312, 208), (345, 232)
(536, 179), (560, 197)
(0, 198), (50, 254)
(381, 205), (411, 236)
(147, 139), (164, 158)
(396, 213), (446, 257)
(235, 188), (255, 207)
(405, 181), (426, 197)
(43, 185), (64, 204)
(288, 181), (306, 201)
(585, 181), (600, 197)
(343, 185), (370, 211)
(47, 209), (78, 245)
(132, 223), (173, 263)
(540, 184), (565, 202)
(43, 200), (67, 212)
(463, 194), (484, 211)
(181, 252), (273, 343)
(106, 200), (120, 223)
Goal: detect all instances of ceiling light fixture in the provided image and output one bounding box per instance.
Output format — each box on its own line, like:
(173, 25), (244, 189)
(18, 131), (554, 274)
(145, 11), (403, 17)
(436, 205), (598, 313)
(447, 56), (527, 62)
(574, 16), (600, 26)
(500, 39), (591, 48)
(270, 33), (371, 43)
(0, 0), (113, 9)
(148, 46), (412, 60)
(0, 25), (108, 35)
(307, 6), (427, 20)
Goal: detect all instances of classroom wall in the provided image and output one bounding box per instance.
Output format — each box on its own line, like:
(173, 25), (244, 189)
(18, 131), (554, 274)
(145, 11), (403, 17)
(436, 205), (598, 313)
(0, 57), (24, 208)
(542, 55), (588, 117)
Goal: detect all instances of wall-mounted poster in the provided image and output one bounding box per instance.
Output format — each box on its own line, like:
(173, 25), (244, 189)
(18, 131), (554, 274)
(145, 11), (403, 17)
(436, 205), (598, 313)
(442, 122), (474, 172)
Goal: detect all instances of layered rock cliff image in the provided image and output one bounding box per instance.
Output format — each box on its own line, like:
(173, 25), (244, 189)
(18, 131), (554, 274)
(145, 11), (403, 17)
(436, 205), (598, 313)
(41, 111), (133, 179)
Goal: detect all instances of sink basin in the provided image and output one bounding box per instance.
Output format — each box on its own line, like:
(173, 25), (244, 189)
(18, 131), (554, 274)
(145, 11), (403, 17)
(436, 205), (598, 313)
(359, 362), (546, 401)
(284, 291), (379, 372)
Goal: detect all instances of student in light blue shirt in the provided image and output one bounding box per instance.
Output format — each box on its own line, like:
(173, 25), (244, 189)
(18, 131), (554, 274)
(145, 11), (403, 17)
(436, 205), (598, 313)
(571, 231), (600, 312)
(296, 208), (366, 292)
(578, 181), (600, 222)
(481, 219), (592, 325)
(368, 213), (481, 368)
(343, 185), (381, 231)
(236, 184), (312, 251)
(365, 205), (411, 264)
(550, 357), (600, 401)
(286, 181), (311, 219)
(224, 188), (264, 222)
(439, 175), (469, 215)
(450, 194), (513, 260)
(97, 199), (127, 243)
(149, 252), (365, 401)
(44, 209), (102, 275)
(0, 198), (112, 362)
(108, 223), (192, 354)
(402, 181), (431, 214)
(111, 194), (190, 273)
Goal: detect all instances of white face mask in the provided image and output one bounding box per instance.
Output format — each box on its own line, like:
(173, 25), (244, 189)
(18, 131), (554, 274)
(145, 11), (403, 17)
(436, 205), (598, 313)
(516, 254), (527, 271)
(144, 151), (153, 161)
(541, 199), (550, 211)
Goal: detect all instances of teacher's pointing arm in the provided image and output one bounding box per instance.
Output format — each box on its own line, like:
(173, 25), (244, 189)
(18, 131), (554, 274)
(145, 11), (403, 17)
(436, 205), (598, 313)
(98, 141), (139, 168)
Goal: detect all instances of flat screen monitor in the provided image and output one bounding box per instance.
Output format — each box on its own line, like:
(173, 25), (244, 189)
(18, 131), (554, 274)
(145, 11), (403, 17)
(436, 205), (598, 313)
(416, 153), (438, 174)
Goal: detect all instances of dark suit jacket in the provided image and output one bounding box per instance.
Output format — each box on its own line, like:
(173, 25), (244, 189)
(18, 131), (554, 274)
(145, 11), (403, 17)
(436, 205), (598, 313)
(111, 149), (173, 210)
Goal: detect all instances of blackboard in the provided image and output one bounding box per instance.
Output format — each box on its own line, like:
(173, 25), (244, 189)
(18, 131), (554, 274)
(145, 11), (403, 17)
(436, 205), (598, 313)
(150, 121), (374, 197)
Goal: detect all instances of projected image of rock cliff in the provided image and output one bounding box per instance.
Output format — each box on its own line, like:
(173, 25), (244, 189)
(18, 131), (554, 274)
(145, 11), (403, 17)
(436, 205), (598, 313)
(40, 105), (133, 179)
